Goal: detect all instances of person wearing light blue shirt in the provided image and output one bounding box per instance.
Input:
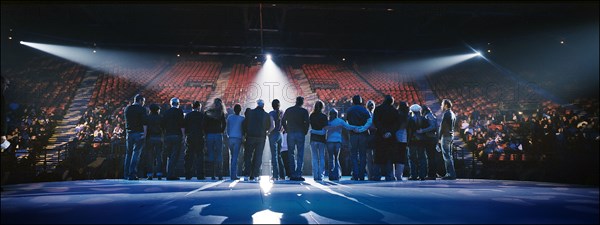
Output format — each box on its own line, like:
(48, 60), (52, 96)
(311, 108), (359, 180)
(226, 104), (244, 180)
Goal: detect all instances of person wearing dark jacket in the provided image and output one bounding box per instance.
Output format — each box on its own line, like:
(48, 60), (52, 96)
(417, 105), (442, 180)
(184, 101), (205, 180)
(242, 99), (273, 181)
(124, 94), (148, 180)
(345, 95), (371, 181)
(203, 98), (227, 180)
(282, 96), (309, 181)
(162, 97), (185, 180)
(309, 100), (328, 181)
(407, 104), (428, 180)
(372, 95), (399, 181)
(439, 99), (457, 180)
(145, 104), (163, 180)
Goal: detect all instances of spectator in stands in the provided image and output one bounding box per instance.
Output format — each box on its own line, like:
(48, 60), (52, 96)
(417, 105), (442, 180)
(145, 104), (163, 180)
(1, 75), (7, 147)
(1, 75), (13, 190)
(407, 104), (428, 181)
(163, 97), (185, 180)
(346, 95), (371, 181)
(439, 99), (457, 180)
(184, 101), (205, 180)
(123, 94), (148, 180)
(394, 101), (410, 181)
(372, 95), (399, 181)
(268, 99), (285, 180)
(204, 98), (226, 180)
(227, 104), (244, 180)
(242, 99), (273, 181)
(93, 126), (104, 142)
(460, 120), (469, 141)
(282, 96), (309, 181)
(309, 100), (328, 181)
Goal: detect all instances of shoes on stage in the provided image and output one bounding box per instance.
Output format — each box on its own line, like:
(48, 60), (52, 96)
(166, 177), (180, 180)
(128, 176), (139, 181)
(441, 176), (456, 180)
(408, 177), (418, 181)
(290, 177), (305, 181)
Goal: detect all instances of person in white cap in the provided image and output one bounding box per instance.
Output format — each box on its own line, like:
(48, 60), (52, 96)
(407, 103), (428, 180)
(242, 99), (273, 181)
(163, 97), (185, 180)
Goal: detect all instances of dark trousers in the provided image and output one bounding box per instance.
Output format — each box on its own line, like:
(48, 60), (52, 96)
(164, 135), (182, 178)
(244, 137), (266, 178)
(185, 136), (205, 179)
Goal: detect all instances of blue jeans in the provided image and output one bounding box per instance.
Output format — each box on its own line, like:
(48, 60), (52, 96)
(124, 132), (144, 179)
(268, 132), (282, 179)
(164, 135), (183, 178)
(206, 133), (223, 162)
(243, 137), (266, 178)
(310, 141), (326, 180)
(287, 131), (305, 178)
(408, 143), (428, 179)
(326, 142), (342, 180)
(441, 136), (456, 178)
(349, 133), (368, 180)
(228, 137), (242, 179)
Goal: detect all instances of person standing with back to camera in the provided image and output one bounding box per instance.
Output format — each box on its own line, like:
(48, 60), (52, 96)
(123, 94), (148, 180)
(439, 99), (457, 180)
(282, 96), (309, 181)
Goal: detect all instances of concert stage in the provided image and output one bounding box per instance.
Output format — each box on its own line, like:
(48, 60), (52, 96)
(2, 177), (598, 224)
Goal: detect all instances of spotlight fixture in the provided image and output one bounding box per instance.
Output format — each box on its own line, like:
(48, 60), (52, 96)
(487, 49), (491, 53)
(266, 54), (272, 61)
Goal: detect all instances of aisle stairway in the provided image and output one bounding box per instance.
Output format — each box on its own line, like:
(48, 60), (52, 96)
(41, 71), (100, 169)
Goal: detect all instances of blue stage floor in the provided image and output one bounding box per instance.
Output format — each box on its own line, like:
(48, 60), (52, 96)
(2, 177), (598, 224)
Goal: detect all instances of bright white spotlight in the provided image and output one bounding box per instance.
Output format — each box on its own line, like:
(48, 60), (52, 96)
(93, 50), (97, 53)
(19, 41), (23, 44)
(266, 54), (272, 61)
(475, 51), (482, 56)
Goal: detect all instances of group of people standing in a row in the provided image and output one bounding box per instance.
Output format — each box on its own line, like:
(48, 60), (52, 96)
(122, 93), (457, 182)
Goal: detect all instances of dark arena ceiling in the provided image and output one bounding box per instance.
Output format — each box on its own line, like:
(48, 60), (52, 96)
(1, 1), (598, 55)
